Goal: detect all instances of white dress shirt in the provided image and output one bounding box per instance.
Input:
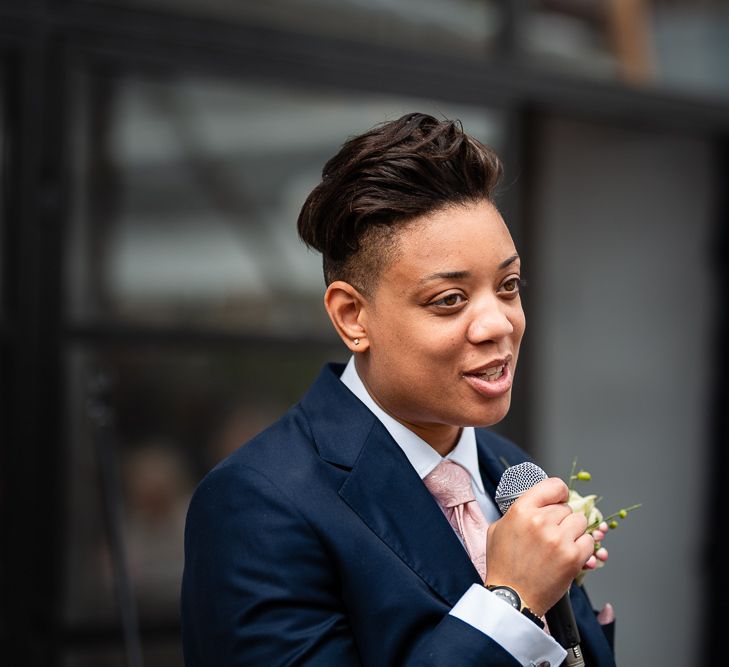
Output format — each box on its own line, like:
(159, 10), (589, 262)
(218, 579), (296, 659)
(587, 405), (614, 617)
(340, 357), (566, 667)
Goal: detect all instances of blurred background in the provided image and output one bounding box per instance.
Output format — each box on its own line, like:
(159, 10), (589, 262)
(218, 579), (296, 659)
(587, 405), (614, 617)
(0, 1), (727, 665)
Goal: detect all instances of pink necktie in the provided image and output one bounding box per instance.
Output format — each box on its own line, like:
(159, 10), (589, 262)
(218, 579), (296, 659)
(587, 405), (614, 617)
(423, 460), (488, 581)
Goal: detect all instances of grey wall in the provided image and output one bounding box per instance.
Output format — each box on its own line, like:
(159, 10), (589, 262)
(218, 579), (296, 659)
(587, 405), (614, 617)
(530, 116), (714, 667)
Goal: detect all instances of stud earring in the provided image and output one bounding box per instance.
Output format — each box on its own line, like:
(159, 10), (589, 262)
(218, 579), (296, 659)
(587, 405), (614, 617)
(353, 338), (360, 346)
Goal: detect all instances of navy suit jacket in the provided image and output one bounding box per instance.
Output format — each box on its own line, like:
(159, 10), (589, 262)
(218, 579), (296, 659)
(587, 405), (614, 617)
(181, 363), (616, 666)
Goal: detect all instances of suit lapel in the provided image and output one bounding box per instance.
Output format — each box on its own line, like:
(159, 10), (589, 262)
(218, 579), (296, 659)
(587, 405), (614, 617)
(338, 422), (480, 607)
(300, 366), (496, 607)
(304, 367), (615, 664)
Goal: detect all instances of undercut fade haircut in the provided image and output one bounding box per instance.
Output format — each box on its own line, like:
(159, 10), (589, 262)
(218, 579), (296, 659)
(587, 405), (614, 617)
(297, 112), (503, 294)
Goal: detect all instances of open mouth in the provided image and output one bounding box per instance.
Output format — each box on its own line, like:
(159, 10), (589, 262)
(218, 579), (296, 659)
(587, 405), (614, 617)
(462, 357), (513, 397)
(470, 364), (505, 383)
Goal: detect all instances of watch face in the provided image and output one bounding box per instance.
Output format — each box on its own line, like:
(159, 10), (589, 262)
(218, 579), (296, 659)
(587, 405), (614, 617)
(492, 587), (520, 609)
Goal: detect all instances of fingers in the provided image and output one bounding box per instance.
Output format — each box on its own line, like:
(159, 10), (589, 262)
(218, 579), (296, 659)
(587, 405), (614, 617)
(515, 477), (569, 509)
(559, 509), (589, 539)
(582, 543), (608, 570)
(576, 532), (596, 561)
(538, 503), (574, 525)
(592, 521), (609, 541)
(597, 602), (615, 625)
(486, 480), (598, 616)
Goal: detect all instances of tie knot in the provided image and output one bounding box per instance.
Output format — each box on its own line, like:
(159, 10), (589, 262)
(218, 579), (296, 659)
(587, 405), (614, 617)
(423, 460), (475, 508)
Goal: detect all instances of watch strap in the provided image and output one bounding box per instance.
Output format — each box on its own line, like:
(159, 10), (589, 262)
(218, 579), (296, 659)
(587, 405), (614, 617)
(520, 606), (545, 629)
(486, 584), (545, 629)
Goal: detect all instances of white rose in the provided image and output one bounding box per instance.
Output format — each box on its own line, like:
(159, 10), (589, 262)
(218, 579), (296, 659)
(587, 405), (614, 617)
(567, 489), (603, 528)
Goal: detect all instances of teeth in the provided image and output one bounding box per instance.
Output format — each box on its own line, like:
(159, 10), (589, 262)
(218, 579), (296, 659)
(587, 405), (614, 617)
(480, 365), (505, 381)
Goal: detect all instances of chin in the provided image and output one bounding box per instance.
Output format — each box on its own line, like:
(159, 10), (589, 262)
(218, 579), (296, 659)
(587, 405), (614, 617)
(463, 395), (512, 428)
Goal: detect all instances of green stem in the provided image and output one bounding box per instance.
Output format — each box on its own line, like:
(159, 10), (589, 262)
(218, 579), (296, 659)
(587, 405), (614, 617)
(568, 457), (578, 491)
(586, 503), (642, 532)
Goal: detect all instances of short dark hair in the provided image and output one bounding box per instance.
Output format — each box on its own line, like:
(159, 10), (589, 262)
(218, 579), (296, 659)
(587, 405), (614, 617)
(297, 112), (503, 293)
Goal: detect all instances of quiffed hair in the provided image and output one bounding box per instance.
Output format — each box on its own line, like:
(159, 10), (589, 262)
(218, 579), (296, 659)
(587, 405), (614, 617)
(297, 112), (503, 293)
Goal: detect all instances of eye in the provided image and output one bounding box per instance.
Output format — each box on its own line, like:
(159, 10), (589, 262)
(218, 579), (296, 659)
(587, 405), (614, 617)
(430, 292), (466, 309)
(500, 277), (525, 296)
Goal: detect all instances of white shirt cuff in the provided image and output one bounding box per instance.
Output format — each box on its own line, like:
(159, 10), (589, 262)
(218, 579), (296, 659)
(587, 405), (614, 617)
(450, 584), (567, 667)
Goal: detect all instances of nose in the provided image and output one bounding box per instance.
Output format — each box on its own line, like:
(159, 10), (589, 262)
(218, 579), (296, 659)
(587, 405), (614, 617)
(466, 299), (515, 344)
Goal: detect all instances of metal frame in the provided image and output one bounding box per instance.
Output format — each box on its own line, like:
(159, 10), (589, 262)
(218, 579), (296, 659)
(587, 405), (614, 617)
(0, 33), (68, 665)
(705, 137), (729, 666)
(0, 2), (726, 664)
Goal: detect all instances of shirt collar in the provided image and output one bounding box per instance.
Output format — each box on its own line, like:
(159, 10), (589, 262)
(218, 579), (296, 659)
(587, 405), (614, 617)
(339, 356), (484, 494)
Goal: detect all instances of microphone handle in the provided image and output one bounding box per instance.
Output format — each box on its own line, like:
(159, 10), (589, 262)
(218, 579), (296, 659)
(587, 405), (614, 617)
(563, 645), (586, 667)
(545, 591), (581, 649)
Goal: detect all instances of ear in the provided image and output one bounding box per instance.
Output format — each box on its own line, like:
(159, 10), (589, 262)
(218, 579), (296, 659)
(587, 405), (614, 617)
(324, 281), (370, 353)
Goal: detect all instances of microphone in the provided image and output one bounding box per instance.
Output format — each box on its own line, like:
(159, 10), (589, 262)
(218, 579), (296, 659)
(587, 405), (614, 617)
(495, 462), (586, 667)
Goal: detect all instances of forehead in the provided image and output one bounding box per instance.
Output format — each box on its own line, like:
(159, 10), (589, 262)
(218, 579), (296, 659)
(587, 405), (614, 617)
(387, 201), (516, 278)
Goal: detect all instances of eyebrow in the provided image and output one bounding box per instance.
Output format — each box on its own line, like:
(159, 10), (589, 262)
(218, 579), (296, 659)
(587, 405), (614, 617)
(498, 254), (520, 269)
(419, 270), (471, 284)
(419, 254), (520, 284)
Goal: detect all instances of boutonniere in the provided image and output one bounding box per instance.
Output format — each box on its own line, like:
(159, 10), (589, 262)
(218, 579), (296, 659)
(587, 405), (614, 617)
(566, 458), (642, 585)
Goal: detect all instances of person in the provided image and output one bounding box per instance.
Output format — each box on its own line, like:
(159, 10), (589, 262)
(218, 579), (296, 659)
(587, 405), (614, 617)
(181, 113), (616, 666)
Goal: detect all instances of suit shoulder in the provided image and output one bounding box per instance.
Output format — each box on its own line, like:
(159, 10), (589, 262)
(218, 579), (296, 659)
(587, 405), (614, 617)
(193, 403), (314, 496)
(219, 402), (311, 465)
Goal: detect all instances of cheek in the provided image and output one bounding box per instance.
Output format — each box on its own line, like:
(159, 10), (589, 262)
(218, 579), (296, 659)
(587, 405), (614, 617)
(516, 316), (526, 340)
(375, 319), (462, 372)
(512, 306), (526, 342)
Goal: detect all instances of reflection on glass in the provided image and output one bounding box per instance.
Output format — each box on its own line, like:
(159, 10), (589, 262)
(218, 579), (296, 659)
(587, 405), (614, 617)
(524, 1), (729, 95)
(67, 74), (505, 335)
(86, 0), (502, 56)
(652, 2), (729, 96)
(63, 342), (344, 632)
(522, 0), (654, 83)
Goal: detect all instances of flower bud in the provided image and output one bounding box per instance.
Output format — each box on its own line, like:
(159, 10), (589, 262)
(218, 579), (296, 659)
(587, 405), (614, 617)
(576, 470), (591, 481)
(618, 509), (628, 518)
(609, 520), (618, 529)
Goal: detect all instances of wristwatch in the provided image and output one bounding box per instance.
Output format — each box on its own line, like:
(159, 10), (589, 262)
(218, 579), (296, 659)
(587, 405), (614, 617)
(485, 585), (545, 629)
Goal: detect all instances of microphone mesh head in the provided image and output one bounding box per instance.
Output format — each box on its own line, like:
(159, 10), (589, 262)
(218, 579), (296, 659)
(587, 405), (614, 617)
(495, 462), (548, 514)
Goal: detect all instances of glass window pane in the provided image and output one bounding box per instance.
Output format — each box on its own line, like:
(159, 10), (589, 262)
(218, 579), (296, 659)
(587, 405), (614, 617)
(84, 0), (503, 57)
(62, 342), (343, 631)
(652, 2), (729, 96)
(523, 0), (654, 82)
(524, 0), (729, 95)
(66, 73), (506, 336)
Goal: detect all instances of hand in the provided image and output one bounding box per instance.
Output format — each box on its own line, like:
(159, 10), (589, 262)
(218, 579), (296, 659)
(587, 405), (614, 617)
(582, 520), (609, 570)
(596, 602), (615, 626)
(484, 477), (595, 616)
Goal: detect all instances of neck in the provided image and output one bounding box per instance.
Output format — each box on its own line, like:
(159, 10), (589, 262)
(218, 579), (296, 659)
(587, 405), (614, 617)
(403, 422), (462, 457)
(354, 356), (461, 457)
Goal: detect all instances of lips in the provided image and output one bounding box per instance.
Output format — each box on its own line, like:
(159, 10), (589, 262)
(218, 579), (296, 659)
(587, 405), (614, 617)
(473, 364), (505, 382)
(462, 357), (513, 397)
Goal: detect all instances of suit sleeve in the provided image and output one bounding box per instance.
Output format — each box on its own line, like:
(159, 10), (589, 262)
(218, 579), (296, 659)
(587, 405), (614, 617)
(181, 463), (523, 667)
